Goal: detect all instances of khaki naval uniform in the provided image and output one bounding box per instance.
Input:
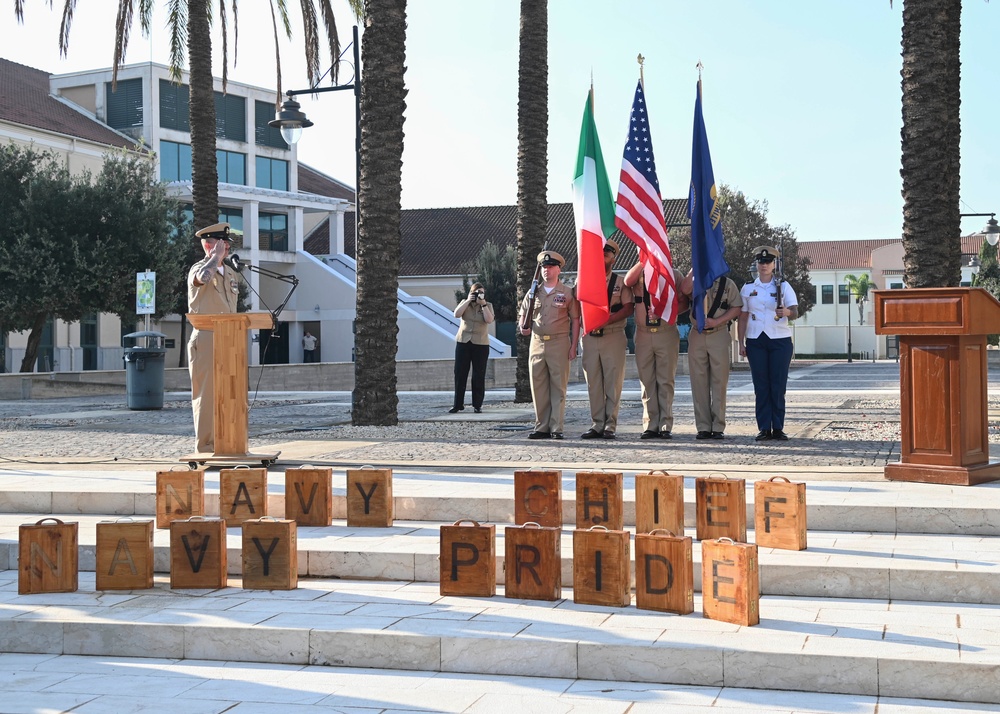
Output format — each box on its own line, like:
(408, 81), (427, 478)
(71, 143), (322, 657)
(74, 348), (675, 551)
(522, 283), (580, 435)
(633, 268), (684, 434)
(453, 301), (494, 410)
(187, 257), (239, 453)
(580, 273), (632, 435)
(688, 276), (742, 434)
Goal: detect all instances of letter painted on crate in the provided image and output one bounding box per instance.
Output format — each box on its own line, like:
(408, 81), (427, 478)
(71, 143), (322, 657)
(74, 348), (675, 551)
(231, 482), (255, 514)
(594, 550), (603, 591)
(109, 538), (138, 575)
(514, 544), (542, 586)
(643, 553), (673, 595)
(450, 542), (480, 581)
(653, 488), (660, 524)
(294, 482), (318, 514)
(165, 484), (193, 515)
(582, 487), (610, 525)
(706, 489), (728, 527)
(355, 481), (378, 515)
(524, 485), (549, 516)
(763, 496), (787, 533)
(29, 540), (63, 577)
(711, 557), (736, 604)
(252, 537), (279, 576)
(181, 534), (210, 573)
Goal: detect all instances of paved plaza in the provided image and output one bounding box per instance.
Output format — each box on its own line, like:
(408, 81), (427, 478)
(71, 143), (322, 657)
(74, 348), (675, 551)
(2, 360), (1000, 713)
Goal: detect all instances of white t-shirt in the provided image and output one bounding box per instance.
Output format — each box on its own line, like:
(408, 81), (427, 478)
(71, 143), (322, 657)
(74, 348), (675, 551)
(740, 278), (797, 340)
(303, 334), (318, 350)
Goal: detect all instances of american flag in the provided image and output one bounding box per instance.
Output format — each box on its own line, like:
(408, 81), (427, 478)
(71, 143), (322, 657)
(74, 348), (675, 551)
(614, 80), (677, 323)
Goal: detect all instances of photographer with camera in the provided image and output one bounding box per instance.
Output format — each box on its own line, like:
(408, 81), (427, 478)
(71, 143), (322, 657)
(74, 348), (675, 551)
(450, 282), (495, 414)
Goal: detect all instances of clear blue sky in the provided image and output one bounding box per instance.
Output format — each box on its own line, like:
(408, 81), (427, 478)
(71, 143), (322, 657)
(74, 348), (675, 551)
(6, 1), (999, 242)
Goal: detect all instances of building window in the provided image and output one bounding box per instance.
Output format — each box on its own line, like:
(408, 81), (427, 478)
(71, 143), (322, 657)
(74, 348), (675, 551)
(215, 92), (246, 142)
(255, 100), (288, 149)
(259, 212), (288, 251)
(160, 141), (192, 182)
(890, 282), (903, 289)
(838, 285), (850, 304)
(106, 78), (143, 130)
(821, 285), (833, 304)
(219, 208), (244, 248)
(216, 149), (246, 185)
(159, 79), (190, 131)
(256, 157), (289, 191)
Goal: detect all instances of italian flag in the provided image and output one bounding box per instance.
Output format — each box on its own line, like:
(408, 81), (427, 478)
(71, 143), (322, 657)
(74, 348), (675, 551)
(572, 89), (617, 334)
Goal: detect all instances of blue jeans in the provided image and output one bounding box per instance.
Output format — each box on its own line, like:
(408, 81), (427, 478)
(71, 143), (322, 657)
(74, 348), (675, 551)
(745, 333), (793, 431)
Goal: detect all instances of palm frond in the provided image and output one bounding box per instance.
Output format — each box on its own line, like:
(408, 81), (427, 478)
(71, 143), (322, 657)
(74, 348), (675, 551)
(299, 0), (320, 86)
(58, 0), (77, 57)
(268, 1), (283, 100)
(112, 0), (136, 90)
(317, 0), (341, 84)
(218, 0), (229, 92)
(166, 0), (188, 83)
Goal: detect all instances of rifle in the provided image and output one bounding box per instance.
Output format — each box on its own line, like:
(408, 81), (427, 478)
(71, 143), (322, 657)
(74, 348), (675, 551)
(774, 235), (785, 322)
(519, 253), (544, 333)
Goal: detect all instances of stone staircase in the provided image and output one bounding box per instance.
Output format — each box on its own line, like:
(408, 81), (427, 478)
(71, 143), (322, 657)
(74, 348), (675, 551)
(2, 468), (1000, 705)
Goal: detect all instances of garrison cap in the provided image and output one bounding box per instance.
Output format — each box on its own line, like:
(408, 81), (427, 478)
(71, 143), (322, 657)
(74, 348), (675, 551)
(603, 239), (619, 255)
(538, 250), (565, 267)
(753, 245), (780, 263)
(196, 222), (232, 241)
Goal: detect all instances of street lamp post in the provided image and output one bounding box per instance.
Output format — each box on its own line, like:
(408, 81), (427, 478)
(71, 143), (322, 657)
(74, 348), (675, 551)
(961, 213), (1000, 246)
(847, 293), (853, 364)
(269, 25), (361, 216)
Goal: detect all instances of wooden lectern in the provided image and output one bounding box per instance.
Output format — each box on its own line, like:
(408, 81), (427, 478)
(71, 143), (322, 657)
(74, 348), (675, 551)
(874, 287), (1000, 485)
(183, 312), (279, 468)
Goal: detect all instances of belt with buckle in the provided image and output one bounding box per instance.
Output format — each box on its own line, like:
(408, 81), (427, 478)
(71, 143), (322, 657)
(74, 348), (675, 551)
(541, 334), (552, 341)
(648, 327), (660, 333)
(588, 329), (604, 338)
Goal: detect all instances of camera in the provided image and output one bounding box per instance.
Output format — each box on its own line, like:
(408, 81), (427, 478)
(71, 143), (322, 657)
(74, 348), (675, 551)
(472, 290), (484, 299)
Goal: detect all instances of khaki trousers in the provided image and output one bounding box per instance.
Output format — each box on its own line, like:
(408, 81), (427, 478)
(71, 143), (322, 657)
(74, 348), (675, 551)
(634, 325), (680, 433)
(529, 334), (570, 433)
(187, 330), (215, 454)
(687, 327), (733, 433)
(581, 330), (627, 433)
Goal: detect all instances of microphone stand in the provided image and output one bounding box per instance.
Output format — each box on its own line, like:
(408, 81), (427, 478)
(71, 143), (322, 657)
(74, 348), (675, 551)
(227, 255), (300, 332)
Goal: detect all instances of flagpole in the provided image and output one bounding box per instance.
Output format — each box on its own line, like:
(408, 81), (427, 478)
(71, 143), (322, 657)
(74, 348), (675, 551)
(637, 53), (645, 89)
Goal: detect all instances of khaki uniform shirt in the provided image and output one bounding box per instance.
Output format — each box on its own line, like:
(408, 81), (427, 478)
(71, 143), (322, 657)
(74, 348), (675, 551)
(634, 267), (684, 331)
(523, 282), (580, 337)
(455, 302), (494, 345)
(187, 258), (239, 317)
(699, 277), (743, 333)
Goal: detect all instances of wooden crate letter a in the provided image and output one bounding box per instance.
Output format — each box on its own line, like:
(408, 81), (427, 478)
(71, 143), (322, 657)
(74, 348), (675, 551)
(513, 470), (562, 527)
(346, 467), (394, 527)
(440, 520), (496, 597)
(96, 518), (154, 590)
(220, 467), (268, 528)
(19, 518), (78, 594)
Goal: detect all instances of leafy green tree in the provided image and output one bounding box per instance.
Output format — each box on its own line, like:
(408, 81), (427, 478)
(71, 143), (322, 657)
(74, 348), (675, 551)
(670, 185), (815, 318)
(973, 239), (1000, 346)
(0, 144), (186, 372)
(454, 241), (518, 323)
(844, 273), (876, 325)
(514, 0), (548, 403)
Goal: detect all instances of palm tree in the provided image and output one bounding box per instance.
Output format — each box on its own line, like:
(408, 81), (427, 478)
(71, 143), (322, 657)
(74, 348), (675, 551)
(897, 0), (963, 287)
(351, 0), (406, 426)
(844, 273), (875, 325)
(514, 0), (548, 402)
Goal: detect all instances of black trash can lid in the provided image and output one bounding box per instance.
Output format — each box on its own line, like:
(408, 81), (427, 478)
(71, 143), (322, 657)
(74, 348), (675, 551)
(123, 330), (167, 349)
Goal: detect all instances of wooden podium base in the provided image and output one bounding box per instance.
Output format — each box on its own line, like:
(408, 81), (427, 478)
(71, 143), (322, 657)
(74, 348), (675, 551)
(183, 451), (281, 469)
(885, 460), (1000, 486)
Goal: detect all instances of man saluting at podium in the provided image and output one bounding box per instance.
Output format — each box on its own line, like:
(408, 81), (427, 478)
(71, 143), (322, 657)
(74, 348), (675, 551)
(188, 222), (239, 454)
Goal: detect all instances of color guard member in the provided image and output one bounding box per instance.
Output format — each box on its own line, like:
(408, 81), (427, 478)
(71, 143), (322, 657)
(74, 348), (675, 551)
(519, 251), (581, 439)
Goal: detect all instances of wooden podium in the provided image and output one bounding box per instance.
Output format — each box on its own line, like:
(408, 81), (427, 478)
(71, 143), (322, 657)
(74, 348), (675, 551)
(874, 287), (1000, 485)
(183, 312), (279, 468)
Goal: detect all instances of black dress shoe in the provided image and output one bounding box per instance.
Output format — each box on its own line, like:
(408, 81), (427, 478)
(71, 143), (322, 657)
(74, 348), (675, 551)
(640, 430), (659, 439)
(551, 432), (564, 440)
(601, 430), (616, 439)
(658, 431), (672, 439)
(710, 431), (725, 439)
(755, 430), (772, 441)
(474, 407), (482, 413)
(581, 429), (602, 439)
(527, 431), (551, 440)
(448, 406), (463, 414)
(771, 429), (789, 441)
(696, 431), (712, 440)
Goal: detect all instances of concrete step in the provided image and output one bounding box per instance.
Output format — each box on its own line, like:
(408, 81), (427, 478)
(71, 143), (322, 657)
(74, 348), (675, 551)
(3, 514), (1000, 604)
(4, 469), (1000, 536)
(2, 570), (998, 706)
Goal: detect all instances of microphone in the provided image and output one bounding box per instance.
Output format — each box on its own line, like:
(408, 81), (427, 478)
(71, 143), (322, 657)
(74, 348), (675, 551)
(224, 253), (244, 272)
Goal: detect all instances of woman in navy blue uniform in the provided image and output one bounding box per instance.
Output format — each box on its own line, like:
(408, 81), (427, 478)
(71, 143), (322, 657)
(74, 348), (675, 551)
(737, 246), (798, 441)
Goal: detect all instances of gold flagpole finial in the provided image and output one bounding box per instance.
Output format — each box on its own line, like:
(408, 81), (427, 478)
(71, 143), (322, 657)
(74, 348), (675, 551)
(637, 53), (645, 88)
(696, 60), (704, 80)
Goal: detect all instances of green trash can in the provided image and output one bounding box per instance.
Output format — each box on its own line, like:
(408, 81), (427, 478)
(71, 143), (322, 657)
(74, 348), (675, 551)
(123, 331), (167, 410)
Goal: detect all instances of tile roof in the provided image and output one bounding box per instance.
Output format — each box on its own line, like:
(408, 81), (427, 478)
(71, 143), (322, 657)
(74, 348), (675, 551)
(797, 235), (986, 270)
(306, 199), (690, 277)
(0, 58), (137, 150)
(298, 162), (356, 202)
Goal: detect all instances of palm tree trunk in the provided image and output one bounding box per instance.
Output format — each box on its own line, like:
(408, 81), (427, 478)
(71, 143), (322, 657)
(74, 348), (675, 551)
(187, 0), (219, 231)
(351, 0), (407, 426)
(900, 0), (961, 287)
(514, 0), (548, 402)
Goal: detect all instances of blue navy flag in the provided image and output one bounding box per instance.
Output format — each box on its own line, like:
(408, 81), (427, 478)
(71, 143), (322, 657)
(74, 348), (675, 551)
(688, 79), (730, 332)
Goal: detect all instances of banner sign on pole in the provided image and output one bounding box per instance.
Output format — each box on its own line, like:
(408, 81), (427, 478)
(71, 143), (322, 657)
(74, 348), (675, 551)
(137, 271), (156, 315)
